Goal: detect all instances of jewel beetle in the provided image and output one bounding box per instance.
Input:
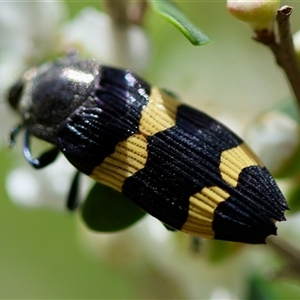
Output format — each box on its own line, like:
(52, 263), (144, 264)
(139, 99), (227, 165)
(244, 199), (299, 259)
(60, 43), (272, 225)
(7, 57), (288, 244)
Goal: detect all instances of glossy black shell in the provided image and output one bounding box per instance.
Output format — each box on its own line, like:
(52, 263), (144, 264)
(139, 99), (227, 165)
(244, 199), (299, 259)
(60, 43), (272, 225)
(8, 58), (289, 244)
(10, 59), (101, 144)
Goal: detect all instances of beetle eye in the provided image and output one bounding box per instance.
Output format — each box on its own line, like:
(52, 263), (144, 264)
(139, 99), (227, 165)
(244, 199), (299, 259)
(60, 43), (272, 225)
(8, 79), (24, 110)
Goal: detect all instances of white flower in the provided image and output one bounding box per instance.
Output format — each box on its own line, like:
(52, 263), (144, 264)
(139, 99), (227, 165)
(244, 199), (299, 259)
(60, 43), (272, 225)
(245, 111), (299, 175)
(59, 7), (151, 73)
(78, 215), (259, 299)
(5, 154), (86, 210)
(0, 2), (67, 145)
(2, 3), (150, 210)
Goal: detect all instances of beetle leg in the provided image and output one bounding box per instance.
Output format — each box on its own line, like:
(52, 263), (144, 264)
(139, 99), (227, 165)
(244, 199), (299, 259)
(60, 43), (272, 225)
(23, 129), (59, 169)
(66, 171), (81, 211)
(191, 236), (202, 253)
(161, 88), (180, 100)
(163, 223), (178, 232)
(9, 124), (22, 147)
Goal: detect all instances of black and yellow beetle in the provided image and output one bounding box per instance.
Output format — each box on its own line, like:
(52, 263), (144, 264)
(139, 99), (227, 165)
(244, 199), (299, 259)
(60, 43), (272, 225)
(7, 57), (288, 244)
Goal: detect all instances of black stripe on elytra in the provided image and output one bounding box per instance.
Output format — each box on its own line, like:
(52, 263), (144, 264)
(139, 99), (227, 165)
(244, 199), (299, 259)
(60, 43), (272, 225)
(57, 66), (150, 174)
(176, 104), (244, 147)
(212, 165), (287, 244)
(122, 104), (244, 230)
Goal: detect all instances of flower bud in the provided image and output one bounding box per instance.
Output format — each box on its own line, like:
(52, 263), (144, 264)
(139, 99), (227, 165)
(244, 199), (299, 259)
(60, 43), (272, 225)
(227, 0), (280, 31)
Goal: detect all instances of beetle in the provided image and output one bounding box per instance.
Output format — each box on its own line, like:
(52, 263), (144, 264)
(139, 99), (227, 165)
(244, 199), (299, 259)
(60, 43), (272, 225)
(7, 57), (288, 244)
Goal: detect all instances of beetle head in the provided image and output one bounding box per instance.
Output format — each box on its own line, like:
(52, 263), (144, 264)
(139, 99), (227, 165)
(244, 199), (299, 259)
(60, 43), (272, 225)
(7, 58), (100, 144)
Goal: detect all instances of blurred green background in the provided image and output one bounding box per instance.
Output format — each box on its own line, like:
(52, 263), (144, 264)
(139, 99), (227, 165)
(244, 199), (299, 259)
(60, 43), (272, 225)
(1, 1), (300, 299)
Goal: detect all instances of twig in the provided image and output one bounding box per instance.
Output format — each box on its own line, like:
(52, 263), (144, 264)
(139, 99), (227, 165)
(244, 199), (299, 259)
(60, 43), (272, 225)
(104, 0), (148, 26)
(104, 0), (130, 26)
(276, 6), (300, 106)
(254, 6), (300, 110)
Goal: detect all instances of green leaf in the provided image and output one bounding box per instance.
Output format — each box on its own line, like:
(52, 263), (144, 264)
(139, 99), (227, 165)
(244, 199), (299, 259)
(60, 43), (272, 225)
(81, 183), (146, 232)
(149, 0), (211, 45)
(246, 274), (277, 300)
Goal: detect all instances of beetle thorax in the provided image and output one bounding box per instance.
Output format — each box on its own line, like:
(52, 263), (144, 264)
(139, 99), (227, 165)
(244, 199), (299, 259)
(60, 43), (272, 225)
(19, 60), (100, 144)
